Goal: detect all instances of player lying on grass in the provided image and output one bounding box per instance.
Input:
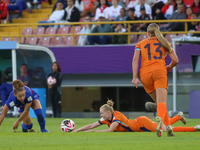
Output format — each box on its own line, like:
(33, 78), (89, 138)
(0, 80), (49, 132)
(73, 100), (200, 134)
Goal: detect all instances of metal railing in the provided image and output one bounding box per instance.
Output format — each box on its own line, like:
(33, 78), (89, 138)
(0, 19), (200, 45)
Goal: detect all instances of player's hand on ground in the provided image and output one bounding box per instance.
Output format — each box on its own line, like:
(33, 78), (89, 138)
(132, 78), (140, 88)
(85, 129), (94, 132)
(13, 122), (19, 131)
(166, 65), (172, 72)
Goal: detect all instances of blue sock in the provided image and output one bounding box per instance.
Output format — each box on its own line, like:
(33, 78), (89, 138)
(34, 109), (45, 131)
(22, 122), (33, 132)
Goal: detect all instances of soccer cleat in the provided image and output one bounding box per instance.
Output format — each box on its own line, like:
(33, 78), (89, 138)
(41, 128), (49, 132)
(194, 125), (200, 131)
(167, 125), (175, 136)
(155, 116), (163, 137)
(177, 111), (187, 125)
(29, 129), (35, 132)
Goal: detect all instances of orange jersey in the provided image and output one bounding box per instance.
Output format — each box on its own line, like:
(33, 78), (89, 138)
(135, 36), (172, 77)
(98, 111), (138, 132)
(83, 0), (96, 11)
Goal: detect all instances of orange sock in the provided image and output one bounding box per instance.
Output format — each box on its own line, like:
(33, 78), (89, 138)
(170, 116), (181, 125)
(157, 102), (170, 125)
(163, 110), (171, 126)
(173, 127), (197, 132)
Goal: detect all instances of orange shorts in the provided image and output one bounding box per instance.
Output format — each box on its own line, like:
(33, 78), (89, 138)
(140, 70), (168, 93)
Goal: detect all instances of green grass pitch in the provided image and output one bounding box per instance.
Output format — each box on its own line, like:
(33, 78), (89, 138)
(0, 118), (200, 150)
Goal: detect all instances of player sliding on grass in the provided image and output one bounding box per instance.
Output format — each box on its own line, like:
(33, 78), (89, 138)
(73, 100), (200, 133)
(0, 80), (49, 132)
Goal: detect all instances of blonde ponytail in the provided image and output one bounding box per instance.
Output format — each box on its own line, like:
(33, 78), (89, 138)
(12, 79), (24, 94)
(100, 100), (114, 113)
(147, 23), (172, 53)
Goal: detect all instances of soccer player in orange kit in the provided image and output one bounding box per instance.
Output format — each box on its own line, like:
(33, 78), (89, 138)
(132, 23), (179, 137)
(73, 100), (200, 133)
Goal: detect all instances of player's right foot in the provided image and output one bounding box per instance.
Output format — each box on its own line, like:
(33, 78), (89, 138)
(41, 128), (49, 132)
(194, 125), (200, 131)
(167, 125), (175, 136)
(155, 116), (163, 137)
(177, 111), (187, 125)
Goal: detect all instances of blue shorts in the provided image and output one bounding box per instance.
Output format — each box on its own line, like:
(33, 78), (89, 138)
(18, 91), (40, 113)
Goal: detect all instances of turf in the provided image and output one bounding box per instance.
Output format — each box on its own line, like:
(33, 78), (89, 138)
(0, 118), (200, 150)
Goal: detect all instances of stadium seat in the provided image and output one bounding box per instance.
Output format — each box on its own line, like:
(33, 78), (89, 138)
(13, 37), (19, 42)
(75, 36), (79, 45)
(38, 37), (51, 46)
(49, 36), (63, 46)
(62, 36), (73, 46)
(130, 35), (138, 44)
(165, 34), (177, 43)
(69, 26), (82, 34)
(25, 37), (38, 45)
(33, 27), (45, 35)
(29, 67), (46, 88)
(177, 33), (185, 37)
(1, 67), (12, 83)
(57, 27), (70, 36)
(45, 27), (57, 35)
(137, 34), (147, 42)
(1, 37), (12, 41)
(21, 27), (33, 43)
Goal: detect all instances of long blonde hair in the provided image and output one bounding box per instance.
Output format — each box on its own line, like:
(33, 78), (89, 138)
(100, 100), (114, 113)
(147, 23), (172, 53)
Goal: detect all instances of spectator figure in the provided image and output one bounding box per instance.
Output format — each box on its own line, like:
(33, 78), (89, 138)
(0, 0), (8, 22)
(48, 62), (63, 118)
(126, 8), (138, 32)
(38, 2), (64, 28)
(78, 15), (95, 45)
(127, 0), (138, 9)
(81, 0), (97, 17)
(75, 0), (84, 12)
(156, 0), (174, 20)
(52, 0), (68, 12)
(136, 5), (150, 32)
(186, 7), (193, 19)
(191, 0), (200, 14)
(87, 13), (113, 45)
(112, 23), (127, 44)
(95, 0), (109, 21)
(30, 0), (42, 9)
(135, 0), (152, 19)
(187, 13), (199, 32)
(161, 4), (187, 31)
(7, 0), (27, 18)
(151, 0), (167, 19)
(55, 0), (80, 29)
(174, 0), (186, 12)
(115, 8), (127, 21)
(18, 63), (30, 86)
(106, 0), (122, 21)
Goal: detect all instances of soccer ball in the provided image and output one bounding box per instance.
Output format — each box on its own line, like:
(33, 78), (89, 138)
(61, 119), (75, 132)
(47, 76), (56, 85)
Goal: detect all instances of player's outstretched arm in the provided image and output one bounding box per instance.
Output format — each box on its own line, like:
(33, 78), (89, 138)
(13, 102), (32, 131)
(0, 104), (9, 126)
(73, 121), (101, 132)
(90, 122), (119, 132)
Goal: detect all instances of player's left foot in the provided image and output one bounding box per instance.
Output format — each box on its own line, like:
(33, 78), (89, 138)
(177, 111), (187, 125)
(167, 125), (175, 136)
(41, 128), (49, 132)
(194, 125), (200, 131)
(155, 116), (163, 137)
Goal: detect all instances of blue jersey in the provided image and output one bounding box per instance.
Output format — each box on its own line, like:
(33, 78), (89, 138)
(5, 86), (38, 109)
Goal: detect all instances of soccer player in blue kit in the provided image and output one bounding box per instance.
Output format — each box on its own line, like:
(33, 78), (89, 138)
(0, 79), (49, 132)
